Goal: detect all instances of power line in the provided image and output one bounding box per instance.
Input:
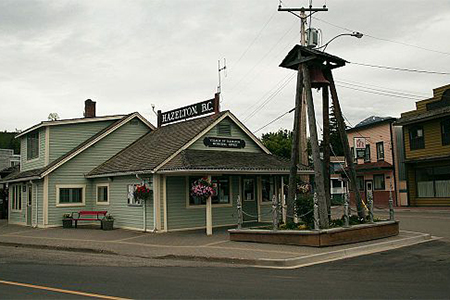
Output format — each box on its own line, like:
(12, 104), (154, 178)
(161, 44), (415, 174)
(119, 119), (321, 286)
(336, 83), (424, 100)
(243, 73), (296, 122)
(313, 16), (450, 56)
(233, 10), (277, 69)
(338, 78), (429, 98)
(348, 62), (450, 75)
(253, 108), (295, 133)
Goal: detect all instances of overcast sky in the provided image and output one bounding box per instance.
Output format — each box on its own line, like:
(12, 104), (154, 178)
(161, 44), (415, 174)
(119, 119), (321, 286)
(1, 0), (450, 136)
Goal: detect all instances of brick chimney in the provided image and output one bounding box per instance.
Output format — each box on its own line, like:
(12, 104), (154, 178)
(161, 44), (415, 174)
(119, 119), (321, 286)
(84, 99), (96, 118)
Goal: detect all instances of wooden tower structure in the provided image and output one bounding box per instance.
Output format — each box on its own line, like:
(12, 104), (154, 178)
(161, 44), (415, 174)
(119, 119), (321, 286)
(280, 46), (365, 228)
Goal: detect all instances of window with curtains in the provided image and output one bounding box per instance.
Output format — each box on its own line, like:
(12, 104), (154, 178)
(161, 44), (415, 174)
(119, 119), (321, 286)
(416, 167), (450, 198)
(376, 142), (385, 160)
(373, 174), (385, 190)
(364, 144), (371, 162)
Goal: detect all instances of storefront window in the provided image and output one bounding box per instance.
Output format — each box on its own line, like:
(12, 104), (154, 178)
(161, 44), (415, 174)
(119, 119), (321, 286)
(243, 178), (255, 201)
(417, 167), (450, 198)
(189, 176), (231, 205)
(261, 176), (275, 202)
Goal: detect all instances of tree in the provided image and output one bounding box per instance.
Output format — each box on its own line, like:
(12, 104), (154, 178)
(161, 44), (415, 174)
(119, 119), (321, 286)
(261, 129), (292, 160)
(329, 105), (347, 156)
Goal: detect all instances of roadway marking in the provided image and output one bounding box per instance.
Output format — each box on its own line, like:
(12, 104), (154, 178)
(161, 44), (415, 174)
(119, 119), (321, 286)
(0, 279), (130, 300)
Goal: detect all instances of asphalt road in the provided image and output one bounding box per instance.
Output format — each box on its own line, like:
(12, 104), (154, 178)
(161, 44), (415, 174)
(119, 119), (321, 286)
(0, 210), (449, 299)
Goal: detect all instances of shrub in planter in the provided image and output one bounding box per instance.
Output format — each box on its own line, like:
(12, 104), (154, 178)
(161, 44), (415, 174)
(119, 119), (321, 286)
(102, 214), (114, 231)
(295, 193), (314, 229)
(62, 213), (73, 228)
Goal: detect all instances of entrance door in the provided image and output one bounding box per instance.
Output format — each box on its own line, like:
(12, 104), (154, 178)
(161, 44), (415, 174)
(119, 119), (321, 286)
(26, 185), (32, 226)
(242, 177), (258, 221)
(365, 180), (373, 202)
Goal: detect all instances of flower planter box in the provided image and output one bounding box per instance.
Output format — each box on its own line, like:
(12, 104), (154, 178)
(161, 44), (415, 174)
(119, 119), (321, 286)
(62, 219), (73, 228)
(102, 219), (114, 231)
(228, 221), (399, 247)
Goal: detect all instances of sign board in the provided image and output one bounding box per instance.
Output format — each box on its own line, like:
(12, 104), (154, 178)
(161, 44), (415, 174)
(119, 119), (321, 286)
(203, 137), (246, 149)
(354, 137), (366, 149)
(158, 96), (219, 126)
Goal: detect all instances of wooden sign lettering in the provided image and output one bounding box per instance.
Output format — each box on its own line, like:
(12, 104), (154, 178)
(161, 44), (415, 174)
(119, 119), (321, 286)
(158, 97), (219, 126)
(203, 137), (246, 149)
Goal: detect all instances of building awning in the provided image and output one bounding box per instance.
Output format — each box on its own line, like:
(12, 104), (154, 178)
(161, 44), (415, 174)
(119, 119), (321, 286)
(158, 149), (313, 174)
(339, 161), (393, 175)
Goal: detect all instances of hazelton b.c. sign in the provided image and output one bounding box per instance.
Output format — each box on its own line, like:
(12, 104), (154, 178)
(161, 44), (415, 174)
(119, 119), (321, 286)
(157, 96), (219, 126)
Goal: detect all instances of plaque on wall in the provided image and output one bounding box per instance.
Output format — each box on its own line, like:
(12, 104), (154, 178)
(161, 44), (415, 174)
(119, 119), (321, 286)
(203, 137), (246, 149)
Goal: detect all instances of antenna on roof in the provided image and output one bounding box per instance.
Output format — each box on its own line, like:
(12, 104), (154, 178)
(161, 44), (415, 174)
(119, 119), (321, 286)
(217, 58), (227, 94)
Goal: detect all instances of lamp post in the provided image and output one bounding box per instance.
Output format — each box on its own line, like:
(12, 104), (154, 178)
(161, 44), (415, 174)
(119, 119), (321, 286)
(317, 32), (363, 52)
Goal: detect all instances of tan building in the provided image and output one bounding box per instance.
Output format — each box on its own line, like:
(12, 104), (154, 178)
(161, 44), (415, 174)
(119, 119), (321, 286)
(396, 84), (450, 207)
(346, 116), (407, 207)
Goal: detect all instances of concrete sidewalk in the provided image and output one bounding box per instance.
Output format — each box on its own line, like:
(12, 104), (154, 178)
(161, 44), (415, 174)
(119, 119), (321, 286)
(0, 219), (433, 269)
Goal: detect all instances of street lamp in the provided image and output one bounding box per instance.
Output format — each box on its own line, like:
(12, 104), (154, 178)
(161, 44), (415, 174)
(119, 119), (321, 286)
(317, 32), (363, 52)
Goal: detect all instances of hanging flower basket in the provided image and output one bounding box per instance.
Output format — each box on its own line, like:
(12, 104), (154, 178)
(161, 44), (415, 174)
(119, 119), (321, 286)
(134, 184), (152, 202)
(191, 177), (215, 202)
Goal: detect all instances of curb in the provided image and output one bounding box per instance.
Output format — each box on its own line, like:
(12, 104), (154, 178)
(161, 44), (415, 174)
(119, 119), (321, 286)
(157, 231), (433, 269)
(0, 241), (117, 256)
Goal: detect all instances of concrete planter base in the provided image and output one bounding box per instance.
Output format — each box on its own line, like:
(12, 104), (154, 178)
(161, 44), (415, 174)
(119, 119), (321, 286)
(62, 219), (73, 228)
(102, 220), (114, 231)
(229, 221), (399, 247)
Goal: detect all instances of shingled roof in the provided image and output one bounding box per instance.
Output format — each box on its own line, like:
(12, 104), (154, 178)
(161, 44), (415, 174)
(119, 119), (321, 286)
(87, 112), (229, 177)
(2, 113), (153, 183)
(159, 149), (312, 173)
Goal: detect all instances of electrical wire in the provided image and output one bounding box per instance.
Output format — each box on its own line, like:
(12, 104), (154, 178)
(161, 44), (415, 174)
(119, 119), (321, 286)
(336, 83), (424, 100)
(253, 108), (295, 133)
(336, 80), (426, 99)
(313, 16), (450, 56)
(348, 62), (450, 75)
(337, 78), (429, 98)
(233, 10), (277, 69)
(243, 73), (296, 122)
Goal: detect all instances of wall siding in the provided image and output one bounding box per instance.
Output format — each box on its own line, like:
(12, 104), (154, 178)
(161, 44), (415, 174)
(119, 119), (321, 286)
(92, 176), (154, 230)
(166, 176), (239, 231)
(404, 120), (450, 160)
(21, 129), (46, 172)
(189, 118), (263, 153)
(49, 121), (115, 163)
(46, 119), (151, 225)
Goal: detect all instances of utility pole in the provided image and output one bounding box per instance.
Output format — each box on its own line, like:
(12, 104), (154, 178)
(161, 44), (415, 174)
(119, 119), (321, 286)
(278, 3), (328, 224)
(278, 3), (328, 180)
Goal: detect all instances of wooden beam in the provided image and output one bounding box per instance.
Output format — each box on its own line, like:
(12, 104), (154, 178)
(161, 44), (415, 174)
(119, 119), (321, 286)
(302, 65), (329, 228)
(322, 86), (331, 219)
(326, 70), (366, 219)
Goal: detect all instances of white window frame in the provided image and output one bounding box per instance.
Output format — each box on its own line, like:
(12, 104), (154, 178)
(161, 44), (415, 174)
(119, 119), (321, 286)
(26, 131), (40, 162)
(56, 184), (86, 207)
(185, 176), (233, 209)
(10, 185), (22, 212)
(96, 183), (110, 205)
(127, 184), (142, 207)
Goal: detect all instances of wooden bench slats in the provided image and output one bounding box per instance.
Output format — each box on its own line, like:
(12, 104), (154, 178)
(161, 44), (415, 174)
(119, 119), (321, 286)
(72, 210), (107, 228)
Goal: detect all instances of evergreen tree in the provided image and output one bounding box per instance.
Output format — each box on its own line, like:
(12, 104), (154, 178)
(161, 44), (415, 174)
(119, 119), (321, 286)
(328, 105), (347, 156)
(261, 129), (292, 159)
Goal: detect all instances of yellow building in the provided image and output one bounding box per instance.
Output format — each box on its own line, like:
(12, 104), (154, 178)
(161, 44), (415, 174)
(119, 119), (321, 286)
(396, 84), (450, 206)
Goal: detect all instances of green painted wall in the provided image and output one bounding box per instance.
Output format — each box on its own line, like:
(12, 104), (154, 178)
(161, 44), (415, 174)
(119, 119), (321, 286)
(49, 120), (115, 163)
(189, 118), (263, 153)
(92, 175), (154, 230)
(166, 175), (239, 231)
(20, 129), (46, 172)
(46, 118), (151, 225)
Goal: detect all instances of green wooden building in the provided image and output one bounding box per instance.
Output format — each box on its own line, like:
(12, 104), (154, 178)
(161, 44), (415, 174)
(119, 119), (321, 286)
(2, 98), (312, 233)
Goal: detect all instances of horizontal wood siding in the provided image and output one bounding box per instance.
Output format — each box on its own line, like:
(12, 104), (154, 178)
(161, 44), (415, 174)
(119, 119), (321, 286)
(49, 121), (114, 163)
(189, 118), (263, 153)
(166, 176), (239, 231)
(404, 120), (450, 160)
(46, 119), (150, 225)
(21, 129), (46, 172)
(92, 176), (154, 230)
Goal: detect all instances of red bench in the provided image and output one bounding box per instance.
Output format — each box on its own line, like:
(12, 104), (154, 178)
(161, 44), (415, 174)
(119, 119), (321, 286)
(72, 211), (107, 228)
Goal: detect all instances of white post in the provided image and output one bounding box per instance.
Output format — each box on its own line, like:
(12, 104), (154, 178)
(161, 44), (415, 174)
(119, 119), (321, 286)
(206, 175), (213, 236)
(143, 199), (146, 232)
(281, 176), (287, 224)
